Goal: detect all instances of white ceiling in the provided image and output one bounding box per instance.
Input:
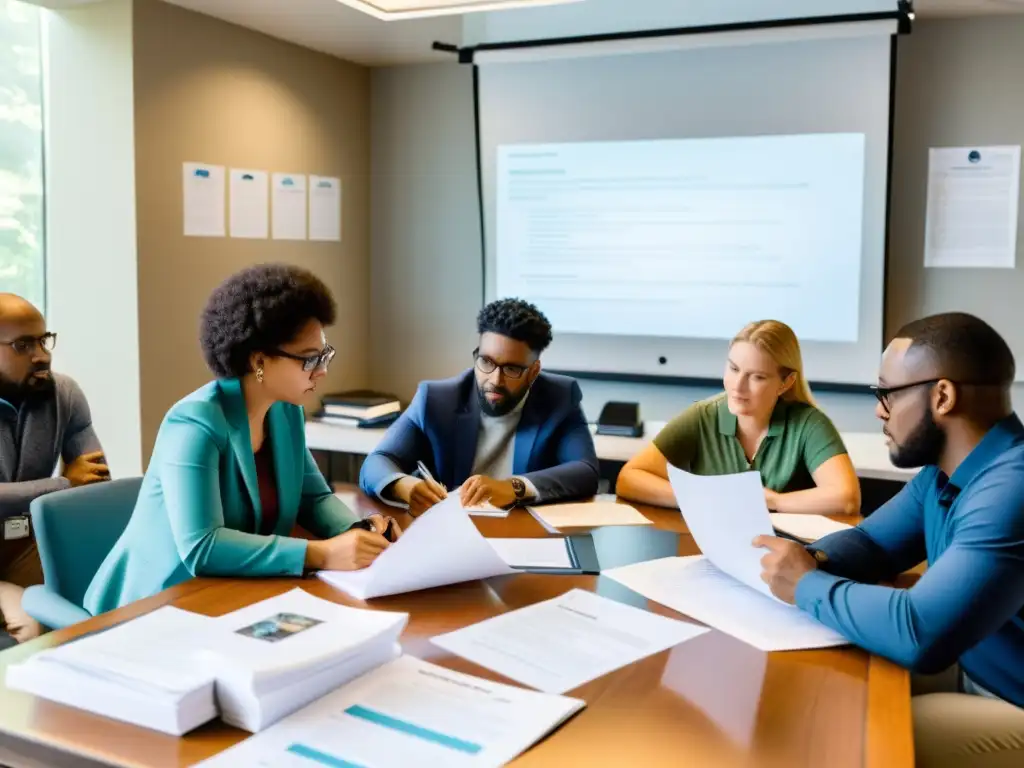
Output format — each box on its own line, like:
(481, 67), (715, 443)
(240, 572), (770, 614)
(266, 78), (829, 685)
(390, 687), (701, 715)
(164, 0), (463, 65)
(163, 0), (1024, 67)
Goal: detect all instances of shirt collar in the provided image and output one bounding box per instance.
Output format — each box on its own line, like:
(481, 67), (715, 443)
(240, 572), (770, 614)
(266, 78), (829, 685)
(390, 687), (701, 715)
(943, 413), (1024, 498)
(717, 395), (789, 438)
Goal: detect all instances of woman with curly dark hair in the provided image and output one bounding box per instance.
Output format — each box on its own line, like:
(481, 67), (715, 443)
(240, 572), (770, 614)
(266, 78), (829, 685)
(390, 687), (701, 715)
(84, 264), (399, 614)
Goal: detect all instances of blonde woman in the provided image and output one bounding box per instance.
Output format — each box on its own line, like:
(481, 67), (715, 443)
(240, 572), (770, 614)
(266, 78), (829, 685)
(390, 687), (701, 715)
(616, 320), (860, 515)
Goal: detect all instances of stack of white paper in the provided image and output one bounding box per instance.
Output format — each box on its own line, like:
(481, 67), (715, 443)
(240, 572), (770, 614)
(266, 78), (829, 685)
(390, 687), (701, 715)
(6, 606), (216, 735)
(600, 467), (848, 652)
(197, 656), (585, 768)
(770, 512), (853, 543)
(319, 496), (515, 600)
(528, 501), (652, 532)
(6, 589), (409, 735)
(201, 589), (408, 731)
(432, 588), (708, 693)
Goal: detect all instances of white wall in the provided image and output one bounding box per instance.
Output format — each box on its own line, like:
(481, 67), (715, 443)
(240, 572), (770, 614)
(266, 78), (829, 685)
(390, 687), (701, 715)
(42, 0), (142, 477)
(463, 0), (898, 46)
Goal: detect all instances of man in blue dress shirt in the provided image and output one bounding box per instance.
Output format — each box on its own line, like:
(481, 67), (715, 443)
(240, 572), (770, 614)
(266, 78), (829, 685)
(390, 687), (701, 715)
(756, 312), (1024, 767)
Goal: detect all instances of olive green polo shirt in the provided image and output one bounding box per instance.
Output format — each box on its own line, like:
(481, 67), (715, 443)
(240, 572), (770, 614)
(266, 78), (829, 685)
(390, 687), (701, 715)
(653, 394), (847, 493)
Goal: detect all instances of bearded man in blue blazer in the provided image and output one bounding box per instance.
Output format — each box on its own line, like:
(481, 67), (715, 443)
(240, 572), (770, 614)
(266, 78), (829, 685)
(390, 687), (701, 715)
(360, 299), (599, 516)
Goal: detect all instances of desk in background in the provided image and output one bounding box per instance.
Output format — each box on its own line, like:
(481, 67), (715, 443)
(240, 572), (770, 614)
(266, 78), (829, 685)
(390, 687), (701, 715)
(307, 420), (915, 512)
(0, 490), (913, 768)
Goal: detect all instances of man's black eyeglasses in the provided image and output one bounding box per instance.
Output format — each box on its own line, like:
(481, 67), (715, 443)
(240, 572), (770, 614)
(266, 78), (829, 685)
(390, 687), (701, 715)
(473, 350), (529, 380)
(270, 345), (336, 372)
(0, 333), (57, 356)
(871, 378), (945, 412)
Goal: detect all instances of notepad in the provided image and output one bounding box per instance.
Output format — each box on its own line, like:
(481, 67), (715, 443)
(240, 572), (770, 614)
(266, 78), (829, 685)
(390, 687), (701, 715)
(528, 502), (652, 532)
(770, 513), (853, 543)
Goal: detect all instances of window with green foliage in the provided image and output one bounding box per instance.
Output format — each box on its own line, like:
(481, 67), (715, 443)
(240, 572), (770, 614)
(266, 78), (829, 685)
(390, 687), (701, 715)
(0, 1), (43, 310)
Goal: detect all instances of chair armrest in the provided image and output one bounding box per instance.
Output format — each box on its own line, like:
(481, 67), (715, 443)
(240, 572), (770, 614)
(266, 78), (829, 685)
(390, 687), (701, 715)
(22, 585), (91, 630)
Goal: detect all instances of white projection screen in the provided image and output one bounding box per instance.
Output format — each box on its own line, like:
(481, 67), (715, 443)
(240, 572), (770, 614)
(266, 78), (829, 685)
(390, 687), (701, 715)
(477, 21), (899, 385)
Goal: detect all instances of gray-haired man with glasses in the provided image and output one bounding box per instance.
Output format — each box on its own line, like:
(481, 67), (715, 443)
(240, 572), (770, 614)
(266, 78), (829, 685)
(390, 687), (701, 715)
(360, 298), (599, 516)
(0, 293), (107, 644)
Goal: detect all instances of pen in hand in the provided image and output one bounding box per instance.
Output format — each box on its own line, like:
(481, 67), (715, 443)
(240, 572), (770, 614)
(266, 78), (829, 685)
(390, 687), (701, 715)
(416, 461), (448, 499)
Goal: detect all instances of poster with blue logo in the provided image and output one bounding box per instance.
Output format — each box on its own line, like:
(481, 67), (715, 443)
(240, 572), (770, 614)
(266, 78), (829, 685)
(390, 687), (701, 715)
(924, 145), (1021, 269)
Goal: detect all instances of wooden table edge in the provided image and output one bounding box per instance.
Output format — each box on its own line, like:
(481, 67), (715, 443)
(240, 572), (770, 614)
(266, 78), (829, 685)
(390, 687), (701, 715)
(865, 654), (915, 768)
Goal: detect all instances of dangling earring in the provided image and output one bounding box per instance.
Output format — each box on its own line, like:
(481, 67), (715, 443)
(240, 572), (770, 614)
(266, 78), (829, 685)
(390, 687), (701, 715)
(256, 366), (264, 384)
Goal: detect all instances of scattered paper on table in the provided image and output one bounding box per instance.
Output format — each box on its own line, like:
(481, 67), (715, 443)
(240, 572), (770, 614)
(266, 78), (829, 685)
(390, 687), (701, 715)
(309, 175), (342, 242)
(770, 513), (852, 543)
(924, 146), (1021, 268)
(528, 502), (652, 531)
(228, 168), (268, 239)
(195, 655), (585, 768)
(432, 588), (707, 693)
(183, 162), (225, 237)
(319, 496), (515, 600)
(272, 172), (307, 240)
(487, 538), (573, 569)
(604, 556), (848, 652)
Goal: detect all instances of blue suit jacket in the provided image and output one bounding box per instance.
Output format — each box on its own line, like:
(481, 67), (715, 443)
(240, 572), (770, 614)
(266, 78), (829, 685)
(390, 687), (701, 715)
(359, 370), (599, 503)
(84, 379), (359, 615)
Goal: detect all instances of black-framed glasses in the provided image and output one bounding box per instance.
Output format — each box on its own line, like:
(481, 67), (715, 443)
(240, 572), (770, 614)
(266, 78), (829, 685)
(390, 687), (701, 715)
(473, 349), (529, 380)
(0, 333), (57, 356)
(870, 379), (943, 412)
(270, 345), (336, 372)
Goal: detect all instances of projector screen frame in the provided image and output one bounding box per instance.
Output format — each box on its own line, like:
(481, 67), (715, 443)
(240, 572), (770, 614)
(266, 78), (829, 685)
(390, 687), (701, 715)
(457, 4), (913, 394)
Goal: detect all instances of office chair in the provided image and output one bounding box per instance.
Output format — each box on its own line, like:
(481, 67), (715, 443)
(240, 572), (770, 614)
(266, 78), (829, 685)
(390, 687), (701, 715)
(22, 477), (142, 629)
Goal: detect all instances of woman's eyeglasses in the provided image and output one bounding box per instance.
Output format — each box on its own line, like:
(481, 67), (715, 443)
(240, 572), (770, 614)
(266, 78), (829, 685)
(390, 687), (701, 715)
(270, 345), (336, 373)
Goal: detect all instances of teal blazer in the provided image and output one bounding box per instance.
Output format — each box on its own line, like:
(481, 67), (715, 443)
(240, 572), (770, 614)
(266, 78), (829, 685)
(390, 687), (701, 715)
(84, 378), (359, 614)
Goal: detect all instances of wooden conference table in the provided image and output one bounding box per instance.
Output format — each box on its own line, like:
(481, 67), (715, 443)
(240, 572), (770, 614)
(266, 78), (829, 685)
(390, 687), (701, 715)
(0, 488), (913, 768)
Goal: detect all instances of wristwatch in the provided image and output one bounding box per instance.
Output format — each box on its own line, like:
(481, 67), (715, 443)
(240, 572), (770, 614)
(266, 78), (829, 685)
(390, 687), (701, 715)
(510, 477), (527, 504)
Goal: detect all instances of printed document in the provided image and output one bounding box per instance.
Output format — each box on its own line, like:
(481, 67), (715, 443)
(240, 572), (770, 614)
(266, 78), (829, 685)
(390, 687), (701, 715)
(432, 588), (707, 693)
(668, 465), (774, 596)
(196, 655), (585, 768)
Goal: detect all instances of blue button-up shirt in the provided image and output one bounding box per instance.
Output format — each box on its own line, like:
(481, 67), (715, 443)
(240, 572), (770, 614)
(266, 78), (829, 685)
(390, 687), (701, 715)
(796, 414), (1024, 707)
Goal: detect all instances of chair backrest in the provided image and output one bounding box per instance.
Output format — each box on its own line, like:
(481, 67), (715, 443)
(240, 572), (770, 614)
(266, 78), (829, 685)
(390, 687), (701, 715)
(30, 477), (143, 608)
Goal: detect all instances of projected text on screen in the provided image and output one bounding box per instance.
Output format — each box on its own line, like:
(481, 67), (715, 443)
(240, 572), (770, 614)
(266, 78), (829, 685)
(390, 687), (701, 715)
(496, 134), (866, 343)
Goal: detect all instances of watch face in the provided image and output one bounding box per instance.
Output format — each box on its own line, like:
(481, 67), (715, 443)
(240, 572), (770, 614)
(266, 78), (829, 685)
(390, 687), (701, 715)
(511, 478), (526, 497)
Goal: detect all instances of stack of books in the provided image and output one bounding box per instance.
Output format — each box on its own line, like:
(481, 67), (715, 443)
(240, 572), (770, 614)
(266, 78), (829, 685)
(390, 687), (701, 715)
(315, 390), (401, 428)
